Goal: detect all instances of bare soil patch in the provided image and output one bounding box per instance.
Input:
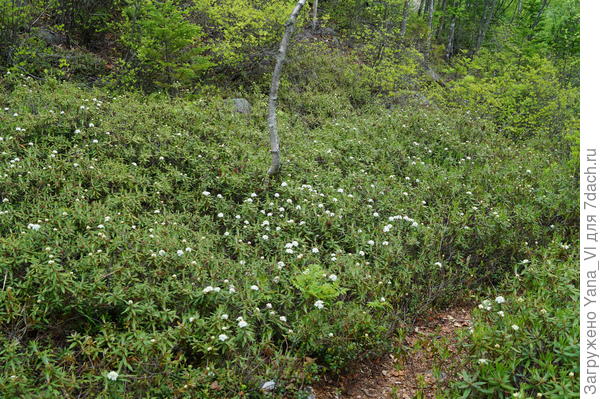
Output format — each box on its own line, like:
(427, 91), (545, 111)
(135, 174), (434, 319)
(313, 307), (472, 399)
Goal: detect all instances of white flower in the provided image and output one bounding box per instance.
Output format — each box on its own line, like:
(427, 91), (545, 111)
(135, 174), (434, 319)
(311, 247), (319, 253)
(217, 213), (224, 218)
(218, 334), (228, 341)
(261, 380), (276, 391)
(279, 316), (287, 322)
(250, 285), (259, 291)
(477, 359), (488, 365)
(328, 274), (338, 282)
(495, 296), (506, 304)
(497, 311), (505, 317)
(158, 249), (166, 256)
(434, 262), (442, 267)
(238, 320), (248, 328)
(281, 182), (288, 187)
(367, 240), (375, 246)
(314, 300), (325, 309)
(221, 314), (229, 320)
(106, 371), (119, 381)
(383, 224), (392, 232)
(202, 191), (210, 196)
(27, 223), (41, 231)
(203, 286), (214, 293)
(511, 324), (520, 331)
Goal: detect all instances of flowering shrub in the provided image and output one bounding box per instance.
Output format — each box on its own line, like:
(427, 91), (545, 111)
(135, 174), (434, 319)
(0, 75), (577, 397)
(452, 243), (578, 398)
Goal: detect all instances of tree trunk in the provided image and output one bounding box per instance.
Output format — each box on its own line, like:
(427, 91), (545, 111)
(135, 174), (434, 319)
(418, 0), (426, 16)
(312, 0), (318, 30)
(527, 0), (549, 38)
(267, 0), (307, 177)
(474, 0), (496, 54)
(435, 0), (448, 40)
(400, 0), (411, 37)
(445, 16), (456, 60)
(425, 0), (435, 57)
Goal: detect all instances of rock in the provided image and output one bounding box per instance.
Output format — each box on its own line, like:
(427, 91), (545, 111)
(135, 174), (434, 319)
(230, 98), (251, 114)
(261, 380), (276, 391)
(34, 28), (67, 46)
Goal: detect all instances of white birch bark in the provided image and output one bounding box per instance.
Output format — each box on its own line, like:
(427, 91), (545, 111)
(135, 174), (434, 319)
(425, 0), (435, 57)
(267, 0), (308, 177)
(445, 17), (456, 60)
(312, 0), (319, 30)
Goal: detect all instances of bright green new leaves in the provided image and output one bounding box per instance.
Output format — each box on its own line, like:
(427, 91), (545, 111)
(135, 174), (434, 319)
(120, 0), (213, 90)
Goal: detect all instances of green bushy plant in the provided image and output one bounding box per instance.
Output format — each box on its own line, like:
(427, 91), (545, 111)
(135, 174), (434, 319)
(191, 0), (296, 75)
(0, 74), (577, 397)
(452, 243), (579, 398)
(118, 0), (213, 92)
(436, 47), (579, 141)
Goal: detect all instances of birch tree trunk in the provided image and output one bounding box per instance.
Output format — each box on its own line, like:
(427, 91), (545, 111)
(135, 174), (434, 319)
(418, 0), (426, 16)
(474, 0), (496, 55)
(435, 0), (447, 40)
(400, 0), (410, 37)
(425, 0), (435, 58)
(445, 16), (456, 60)
(267, 0), (307, 177)
(312, 0), (318, 30)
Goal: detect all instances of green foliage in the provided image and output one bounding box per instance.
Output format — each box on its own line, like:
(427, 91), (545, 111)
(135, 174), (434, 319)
(4, 31), (106, 83)
(0, 73), (577, 396)
(292, 264), (346, 301)
(192, 0), (295, 72)
(118, 0), (213, 91)
(452, 243), (579, 398)
(0, 0), (37, 63)
(438, 48), (579, 141)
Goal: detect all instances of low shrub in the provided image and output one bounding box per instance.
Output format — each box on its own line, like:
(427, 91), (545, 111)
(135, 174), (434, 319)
(0, 76), (577, 397)
(452, 242), (579, 398)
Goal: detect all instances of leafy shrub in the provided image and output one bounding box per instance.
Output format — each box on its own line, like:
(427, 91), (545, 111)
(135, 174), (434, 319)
(5, 32), (106, 83)
(452, 243), (579, 398)
(191, 0), (296, 74)
(0, 76), (577, 397)
(117, 0), (213, 91)
(437, 48), (579, 141)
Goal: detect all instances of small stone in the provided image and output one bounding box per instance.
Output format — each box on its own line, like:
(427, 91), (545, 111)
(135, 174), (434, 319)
(261, 380), (276, 391)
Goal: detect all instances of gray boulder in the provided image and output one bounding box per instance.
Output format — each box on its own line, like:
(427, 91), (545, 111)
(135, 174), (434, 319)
(34, 28), (67, 46)
(230, 98), (252, 114)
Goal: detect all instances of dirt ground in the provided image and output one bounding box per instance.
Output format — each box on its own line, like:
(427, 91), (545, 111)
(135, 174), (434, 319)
(313, 307), (473, 399)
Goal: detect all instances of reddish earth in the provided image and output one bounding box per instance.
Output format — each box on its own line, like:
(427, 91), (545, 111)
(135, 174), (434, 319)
(313, 307), (472, 399)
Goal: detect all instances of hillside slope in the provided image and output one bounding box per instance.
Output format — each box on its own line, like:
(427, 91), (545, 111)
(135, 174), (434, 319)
(0, 78), (577, 398)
